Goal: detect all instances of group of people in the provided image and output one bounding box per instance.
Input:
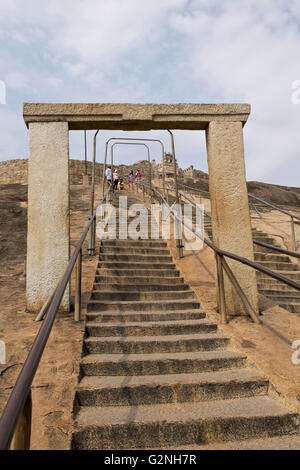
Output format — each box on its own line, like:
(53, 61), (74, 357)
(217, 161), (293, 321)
(127, 170), (141, 184)
(105, 167), (121, 190)
(105, 167), (142, 190)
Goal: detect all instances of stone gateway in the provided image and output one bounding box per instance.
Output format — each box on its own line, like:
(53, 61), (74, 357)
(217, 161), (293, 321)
(23, 102), (258, 315)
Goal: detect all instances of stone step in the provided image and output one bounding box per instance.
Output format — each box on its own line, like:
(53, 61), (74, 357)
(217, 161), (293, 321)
(92, 283), (189, 292)
(84, 332), (228, 354)
(253, 244), (277, 254)
(80, 350), (246, 377)
(87, 299), (201, 313)
(76, 368), (269, 407)
(100, 246), (170, 255)
(86, 309), (206, 323)
(257, 277), (299, 288)
(98, 254), (173, 263)
(277, 302), (300, 314)
(107, 223), (159, 229)
(254, 253), (292, 263)
(112, 222), (158, 227)
(95, 276), (184, 284)
(255, 261), (299, 271)
(101, 240), (168, 248)
(97, 269), (181, 277)
(259, 289), (300, 299)
(86, 310), (206, 324)
(85, 318), (215, 337)
(71, 395), (299, 449)
(90, 290), (196, 302)
(174, 435), (300, 450)
(105, 224), (160, 233)
(252, 237), (277, 244)
(97, 261), (176, 270)
(257, 271), (300, 280)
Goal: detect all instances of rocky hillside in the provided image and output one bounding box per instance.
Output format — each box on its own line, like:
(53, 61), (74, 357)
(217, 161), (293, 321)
(0, 158), (299, 210)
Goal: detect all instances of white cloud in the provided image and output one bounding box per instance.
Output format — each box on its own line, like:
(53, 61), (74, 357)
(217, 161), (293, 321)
(170, 1), (300, 183)
(0, 0), (300, 186)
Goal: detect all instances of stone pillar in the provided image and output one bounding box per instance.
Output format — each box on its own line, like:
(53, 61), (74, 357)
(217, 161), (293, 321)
(205, 121), (258, 316)
(26, 122), (70, 312)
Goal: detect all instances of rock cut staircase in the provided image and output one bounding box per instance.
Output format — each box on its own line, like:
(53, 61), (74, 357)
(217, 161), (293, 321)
(204, 216), (300, 317)
(71, 193), (299, 450)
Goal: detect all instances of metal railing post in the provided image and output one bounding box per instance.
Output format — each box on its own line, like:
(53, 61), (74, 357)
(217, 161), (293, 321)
(291, 217), (297, 252)
(9, 390), (32, 450)
(84, 130), (87, 177)
(250, 201), (263, 219)
(110, 141), (152, 198)
(167, 130), (183, 259)
(103, 137), (166, 196)
(89, 130), (100, 255)
(102, 141), (109, 198)
(74, 248), (82, 322)
(220, 257), (261, 324)
(88, 217), (95, 255)
(215, 254), (227, 324)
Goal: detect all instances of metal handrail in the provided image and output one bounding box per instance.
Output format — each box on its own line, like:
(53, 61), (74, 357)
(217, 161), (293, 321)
(248, 193), (300, 221)
(252, 239), (300, 260)
(178, 182), (210, 195)
(0, 185), (112, 450)
(149, 184), (300, 289)
(102, 137), (167, 198)
(178, 182), (300, 221)
(136, 182), (300, 323)
(110, 142), (152, 192)
(166, 185), (300, 259)
(102, 137), (167, 195)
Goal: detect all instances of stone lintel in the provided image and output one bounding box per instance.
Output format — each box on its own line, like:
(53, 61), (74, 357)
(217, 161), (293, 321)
(23, 103), (251, 131)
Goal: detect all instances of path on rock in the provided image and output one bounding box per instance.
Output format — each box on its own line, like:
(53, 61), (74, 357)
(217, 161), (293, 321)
(71, 191), (299, 450)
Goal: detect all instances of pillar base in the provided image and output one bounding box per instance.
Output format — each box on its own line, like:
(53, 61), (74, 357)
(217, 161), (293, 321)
(26, 122), (70, 313)
(206, 121), (259, 316)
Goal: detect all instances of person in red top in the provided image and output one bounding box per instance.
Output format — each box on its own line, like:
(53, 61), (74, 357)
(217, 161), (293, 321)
(113, 169), (119, 191)
(136, 170), (141, 182)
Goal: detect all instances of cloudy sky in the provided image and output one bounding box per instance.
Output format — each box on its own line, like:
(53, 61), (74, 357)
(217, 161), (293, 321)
(0, 0), (300, 186)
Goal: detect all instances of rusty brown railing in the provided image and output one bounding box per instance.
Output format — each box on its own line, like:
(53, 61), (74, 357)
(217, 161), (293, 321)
(167, 186), (300, 260)
(176, 182), (299, 251)
(0, 184), (112, 450)
(136, 182), (300, 326)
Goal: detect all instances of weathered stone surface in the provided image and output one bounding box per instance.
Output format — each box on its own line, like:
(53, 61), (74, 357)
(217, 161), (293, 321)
(0, 159), (104, 185)
(23, 103), (251, 130)
(0, 159), (28, 184)
(21, 101), (254, 317)
(206, 121), (259, 315)
(26, 122), (70, 312)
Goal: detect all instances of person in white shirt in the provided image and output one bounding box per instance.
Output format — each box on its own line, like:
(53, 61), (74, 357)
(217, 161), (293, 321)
(105, 167), (112, 186)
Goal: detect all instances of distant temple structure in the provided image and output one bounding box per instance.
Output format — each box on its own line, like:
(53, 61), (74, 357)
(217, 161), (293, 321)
(183, 165), (194, 180)
(152, 152), (178, 180)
